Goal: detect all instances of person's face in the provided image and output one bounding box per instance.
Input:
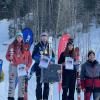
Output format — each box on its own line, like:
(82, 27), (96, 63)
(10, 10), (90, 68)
(41, 35), (48, 42)
(68, 44), (73, 51)
(16, 36), (23, 43)
(88, 53), (95, 62)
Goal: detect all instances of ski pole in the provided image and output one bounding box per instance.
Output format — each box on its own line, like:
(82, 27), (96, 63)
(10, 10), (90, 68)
(58, 64), (62, 100)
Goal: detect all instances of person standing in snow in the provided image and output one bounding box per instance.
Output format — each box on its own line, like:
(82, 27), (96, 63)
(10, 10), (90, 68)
(58, 38), (78, 100)
(31, 32), (55, 100)
(6, 32), (32, 100)
(81, 50), (100, 100)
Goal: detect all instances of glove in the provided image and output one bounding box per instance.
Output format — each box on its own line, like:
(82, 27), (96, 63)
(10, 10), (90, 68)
(25, 67), (29, 73)
(0, 70), (4, 82)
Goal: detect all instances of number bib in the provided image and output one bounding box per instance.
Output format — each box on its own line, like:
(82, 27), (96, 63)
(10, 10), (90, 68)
(17, 64), (27, 77)
(39, 56), (50, 69)
(65, 57), (74, 70)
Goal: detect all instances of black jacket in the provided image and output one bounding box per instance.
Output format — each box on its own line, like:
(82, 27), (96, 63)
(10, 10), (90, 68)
(58, 52), (76, 72)
(32, 41), (55, 72)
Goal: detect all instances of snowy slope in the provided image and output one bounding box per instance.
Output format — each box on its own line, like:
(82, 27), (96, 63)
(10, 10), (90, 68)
(0, 19), (10, 44)
(74, 24), (100, 63)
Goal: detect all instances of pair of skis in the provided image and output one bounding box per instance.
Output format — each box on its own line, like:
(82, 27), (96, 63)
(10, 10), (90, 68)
(24, 75), (28, 100)
(49, 36), (54, 100)
(75, 47), (81, 100)
(76, 72), (81, 100)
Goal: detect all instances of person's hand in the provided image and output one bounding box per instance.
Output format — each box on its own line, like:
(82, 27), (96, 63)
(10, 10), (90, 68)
(62, 62), (65, 66)
(82, 88), (86, 92)
(49, 61), (54, 64)
(25, 67), (29, 72)
(10, 56), (13, 61)
(57, 70), (62, 74)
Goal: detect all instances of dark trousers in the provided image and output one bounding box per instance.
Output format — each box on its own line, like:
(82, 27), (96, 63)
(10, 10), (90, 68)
(36, 68), (49, 100)
(62, 70), (76, 100)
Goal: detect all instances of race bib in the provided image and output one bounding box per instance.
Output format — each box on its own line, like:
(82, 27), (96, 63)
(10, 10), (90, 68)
(65, 57), (74, 70)
(17, 64), (27, 77)
(39, 56), (50, 69)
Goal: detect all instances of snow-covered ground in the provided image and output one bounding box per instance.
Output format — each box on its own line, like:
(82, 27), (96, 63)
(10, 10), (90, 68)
(1, 19), (100, 100)
(0, 19), (10, 44)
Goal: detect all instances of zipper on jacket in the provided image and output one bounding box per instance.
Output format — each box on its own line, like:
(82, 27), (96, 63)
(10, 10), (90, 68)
(92, 67), (95, 89)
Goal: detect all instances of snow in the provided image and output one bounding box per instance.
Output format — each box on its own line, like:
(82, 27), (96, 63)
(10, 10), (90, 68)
(0, 19), (10, 44)
(0, 19), (100, 100)
(74, 23), (100, 63)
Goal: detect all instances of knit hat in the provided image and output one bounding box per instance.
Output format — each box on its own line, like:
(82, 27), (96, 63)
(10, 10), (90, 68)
(67, 38), (74, 46)
(88, 50), (95, 57)
(40, 32), (48, 36)
(16, 32), (23, 38)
